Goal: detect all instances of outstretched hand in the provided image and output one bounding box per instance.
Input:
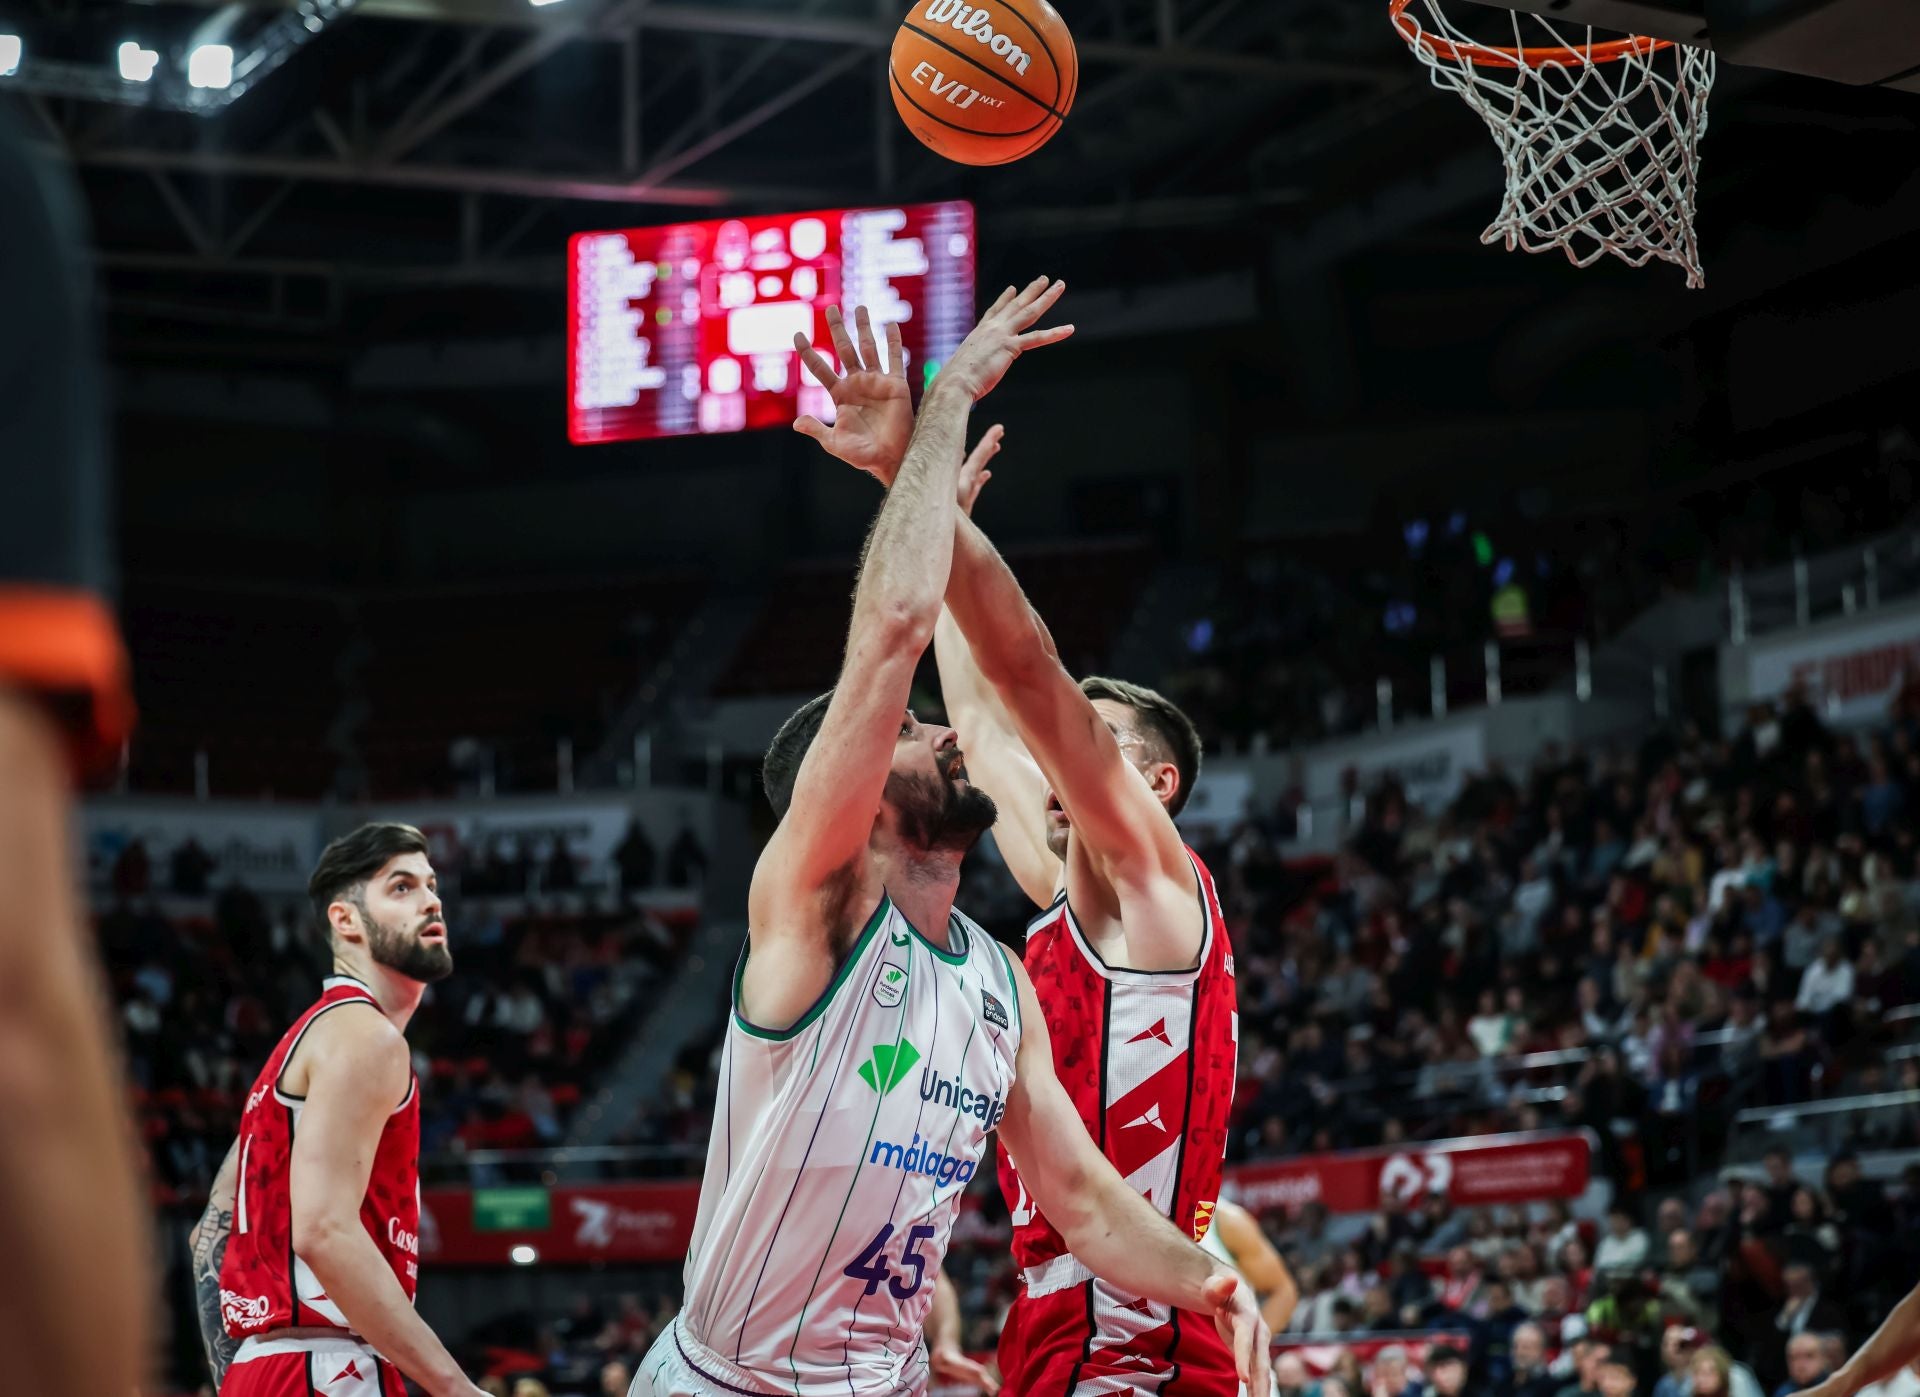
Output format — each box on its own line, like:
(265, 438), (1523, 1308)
(1203, 1272), (1272, 1397)
(792, 304), (913, 482)
(941, 276), (1073, 402)
(958, 424), (1001, 515)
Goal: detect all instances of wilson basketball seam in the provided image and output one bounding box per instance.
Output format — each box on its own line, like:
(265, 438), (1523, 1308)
(1011, 3), (1069, 105)
(890, 64), (1056, 143)
(1002, 116), (1066, 165)
(901, 22), (1069, 121)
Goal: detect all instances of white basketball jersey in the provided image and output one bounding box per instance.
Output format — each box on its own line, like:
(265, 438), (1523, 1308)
(680, 895), (1022, 1396)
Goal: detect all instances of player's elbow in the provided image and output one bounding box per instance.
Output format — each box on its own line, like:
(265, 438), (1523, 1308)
(1043, 1163), (1106, 1250)
(866, 597), (940, 655)
(290, 1205), (359, 1265)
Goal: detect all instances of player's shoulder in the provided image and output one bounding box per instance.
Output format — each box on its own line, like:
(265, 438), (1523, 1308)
(302, 995), (407, 1066)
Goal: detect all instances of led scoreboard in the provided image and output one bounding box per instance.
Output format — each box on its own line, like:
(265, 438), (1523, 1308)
(567, 201), (976, 445)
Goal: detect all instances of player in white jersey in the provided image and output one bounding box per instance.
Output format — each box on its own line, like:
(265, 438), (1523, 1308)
(634, 280), (1271, 1397)
(1199, 1197), (1299, 1335)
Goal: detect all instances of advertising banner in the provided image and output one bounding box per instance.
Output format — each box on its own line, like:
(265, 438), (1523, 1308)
(1734, 602), (1920, 728)
(1301, 721), (1486, 817)
(84, 799), (321, 895)
(423, 1182), (701, 1266)
(422, 1132), (1589, 1267)
(1229, 1131), (1591, 1219)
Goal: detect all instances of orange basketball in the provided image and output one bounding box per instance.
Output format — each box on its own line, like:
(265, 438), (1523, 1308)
(890, 0), (1077, 167)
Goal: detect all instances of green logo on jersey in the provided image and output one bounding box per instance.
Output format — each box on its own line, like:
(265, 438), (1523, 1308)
(856, 1038), (921, 1095)
(873, 961), (909, 1009)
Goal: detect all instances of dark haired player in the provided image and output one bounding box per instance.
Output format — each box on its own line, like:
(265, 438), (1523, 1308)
(630, 283), (1268, 1397)
(804, 333), (1243, 1395)
(189, 823), (490, 1397)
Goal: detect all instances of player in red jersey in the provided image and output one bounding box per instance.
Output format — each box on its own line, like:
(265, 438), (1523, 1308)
(188, 823), (490, 1397)
(798, 337), (1255, 1396)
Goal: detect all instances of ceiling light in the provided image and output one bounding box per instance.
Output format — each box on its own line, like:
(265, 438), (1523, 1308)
(0, 35), (24, 76)
(117, 41), (159, 83)
(187, 43), (233, 89)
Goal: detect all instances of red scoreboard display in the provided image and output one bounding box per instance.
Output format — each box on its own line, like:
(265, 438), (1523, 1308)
(567, 201), (976, 445)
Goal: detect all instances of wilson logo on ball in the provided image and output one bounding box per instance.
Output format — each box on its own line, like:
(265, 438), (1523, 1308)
(920, 0), (1033, 76)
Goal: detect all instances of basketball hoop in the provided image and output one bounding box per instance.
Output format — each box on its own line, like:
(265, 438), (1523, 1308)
(1389, 0), (1715, 288)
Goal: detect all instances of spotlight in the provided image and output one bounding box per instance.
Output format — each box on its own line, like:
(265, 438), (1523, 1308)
(529, 0), (569, 6)
(117, 41), (159, 83)
(509, 1244), (538, 1265)
(187, 43), (233, 89)
(0, 35), (23, 76)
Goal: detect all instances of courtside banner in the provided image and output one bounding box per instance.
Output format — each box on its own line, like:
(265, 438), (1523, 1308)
(421, 1131), (1590, 1265)
(422, 1182), (701, 1265)
(1228, 1130), (1592, 1217)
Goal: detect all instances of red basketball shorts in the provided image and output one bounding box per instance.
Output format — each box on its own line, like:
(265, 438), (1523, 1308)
(221, 1336), (405, 1397)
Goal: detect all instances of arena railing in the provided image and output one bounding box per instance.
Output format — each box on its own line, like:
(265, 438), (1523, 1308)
(1726, 1087), (1920, 1165)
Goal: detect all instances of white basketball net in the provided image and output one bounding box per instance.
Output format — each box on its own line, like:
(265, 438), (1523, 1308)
(1391, 0), (1716, 288)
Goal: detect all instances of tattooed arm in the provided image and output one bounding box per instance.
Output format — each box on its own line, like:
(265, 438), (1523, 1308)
(190, 1138), (242, 1390)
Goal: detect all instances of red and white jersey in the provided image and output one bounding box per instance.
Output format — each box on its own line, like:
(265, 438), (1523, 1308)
(218, 975), (421, 1341)
(997, 848), (1240, 1394)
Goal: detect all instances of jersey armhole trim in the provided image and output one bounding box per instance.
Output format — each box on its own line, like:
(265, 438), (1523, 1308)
(994, 940), (1022, 1032)
(1024, 890), (1068, 937)
(271, 995), (386, 1106)
(1055, 848), (1212, 984)
(731, 894), (890, 1042)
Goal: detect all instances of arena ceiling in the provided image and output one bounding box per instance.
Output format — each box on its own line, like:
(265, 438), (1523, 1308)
(9, 0), (1920, 398)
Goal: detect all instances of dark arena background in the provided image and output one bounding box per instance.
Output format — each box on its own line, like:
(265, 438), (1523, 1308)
(9, 0), (1920, 1393)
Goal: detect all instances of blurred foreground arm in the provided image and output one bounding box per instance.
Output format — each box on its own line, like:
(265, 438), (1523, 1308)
(0, 693), (153, 1397)
(928, 1270), (1000, 1394)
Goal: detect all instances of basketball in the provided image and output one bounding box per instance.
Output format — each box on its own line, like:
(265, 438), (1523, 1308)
(890, 0), (1077, 166)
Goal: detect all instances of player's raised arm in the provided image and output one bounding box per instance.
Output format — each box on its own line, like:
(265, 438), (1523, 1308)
(290, 1008), (486, 1397)
(748, 279), (1073, 1028)
(944, 513), (1199, 963)
(996, 957), (1272, 1393)
(930, 430), (1060, 909)
(934, 604), (1059, 908)
(793, 366), (1083, 917)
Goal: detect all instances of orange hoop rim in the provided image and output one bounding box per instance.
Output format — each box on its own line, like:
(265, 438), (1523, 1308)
(1388, 0), (1671, 69)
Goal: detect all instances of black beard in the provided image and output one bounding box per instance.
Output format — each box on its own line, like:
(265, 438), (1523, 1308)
(363, 909), (454, 984)
(885, 768), (997, 854)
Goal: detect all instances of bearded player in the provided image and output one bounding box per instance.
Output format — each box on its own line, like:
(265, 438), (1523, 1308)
(188, 823), (490, 1397)
(801, 343), (1243, 1395)
(629, 281), (1268, 1397)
